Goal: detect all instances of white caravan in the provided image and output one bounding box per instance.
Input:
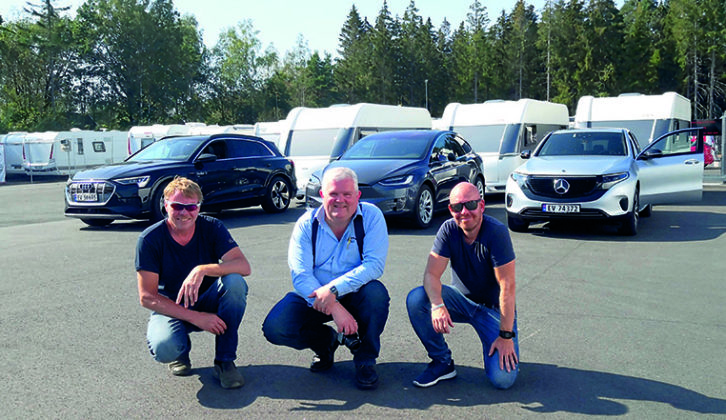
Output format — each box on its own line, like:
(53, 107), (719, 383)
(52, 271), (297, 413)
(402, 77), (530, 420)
(254, 121), (282, 147)
(438, 99), (569, 193)
(22, 130), (128, 176)
(575, 92), (691, 147)
(1, 132), (28, 175)
(126, 124), (192, 156)
(278, 103), (432, 196)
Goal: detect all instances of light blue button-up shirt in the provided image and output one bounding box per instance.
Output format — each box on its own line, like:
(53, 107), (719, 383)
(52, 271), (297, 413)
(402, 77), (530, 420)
(288, 202), (388, 305)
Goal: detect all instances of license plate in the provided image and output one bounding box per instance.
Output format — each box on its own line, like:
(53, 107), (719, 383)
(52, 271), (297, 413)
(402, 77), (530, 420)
(542, 204), (580, 213)
(74, 193), (98, 202)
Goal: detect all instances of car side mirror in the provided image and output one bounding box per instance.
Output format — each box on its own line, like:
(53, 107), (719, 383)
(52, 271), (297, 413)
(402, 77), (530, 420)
(639, 149), (663, 160)
(196, 153), (217, 163)
(520, 150), (531, 159)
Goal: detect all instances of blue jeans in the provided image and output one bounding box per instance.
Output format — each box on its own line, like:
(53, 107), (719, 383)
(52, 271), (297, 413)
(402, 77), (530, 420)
(262, 280), (389, 366)
(146, 274), (248, 363)
(406, 284), (519, 389)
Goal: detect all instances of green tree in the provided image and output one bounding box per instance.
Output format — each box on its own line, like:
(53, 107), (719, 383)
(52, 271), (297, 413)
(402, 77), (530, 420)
(76, 0), (204, 126)
(334, 5), (372, 103)
(581, 0), (623, 96)
(620, 0), (659, 93)
(206, 20), (278, 124)
(368, 1), (399, 104)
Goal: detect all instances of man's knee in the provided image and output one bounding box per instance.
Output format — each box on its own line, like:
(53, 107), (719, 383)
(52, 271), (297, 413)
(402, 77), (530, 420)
(360, 280), (390, 310)
(148, 335), (188, 363)
(488, 366), (518, 390)
(406, 286), (427, 311)
(220, 273), (248, 301)
(261, 311), (286, 345)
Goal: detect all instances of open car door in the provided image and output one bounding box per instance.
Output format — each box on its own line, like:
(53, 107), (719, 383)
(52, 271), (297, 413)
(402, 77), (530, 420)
(637, 127), (704, 205)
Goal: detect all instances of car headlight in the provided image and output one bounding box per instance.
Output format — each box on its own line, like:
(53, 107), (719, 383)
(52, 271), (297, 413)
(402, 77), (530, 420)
(510, 171), (528, 188)
(116, 176), (150, 188)
(378, 174), (413, 187)
(600, 172), (628, 189)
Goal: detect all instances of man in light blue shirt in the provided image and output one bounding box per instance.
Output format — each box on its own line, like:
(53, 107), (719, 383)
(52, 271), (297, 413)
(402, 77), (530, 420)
(263, 167), (389, 390)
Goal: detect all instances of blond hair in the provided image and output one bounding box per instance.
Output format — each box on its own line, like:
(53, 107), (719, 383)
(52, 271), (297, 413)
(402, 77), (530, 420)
(164, 176), (203, 202)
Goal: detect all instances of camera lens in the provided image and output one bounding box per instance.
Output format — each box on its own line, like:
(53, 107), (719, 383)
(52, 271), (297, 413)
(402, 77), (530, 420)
(338, 332), (362, 352)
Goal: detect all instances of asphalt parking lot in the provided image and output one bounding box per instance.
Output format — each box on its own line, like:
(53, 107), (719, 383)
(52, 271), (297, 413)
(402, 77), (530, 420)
(1, 180), (725, 419)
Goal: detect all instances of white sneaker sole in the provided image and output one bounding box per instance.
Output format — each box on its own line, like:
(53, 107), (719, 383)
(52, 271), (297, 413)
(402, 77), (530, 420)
(413, 369), (457, 388)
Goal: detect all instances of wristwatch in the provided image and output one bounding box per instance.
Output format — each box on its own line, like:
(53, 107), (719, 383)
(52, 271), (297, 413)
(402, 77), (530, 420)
(499, 330), (515, 339)
(329, 285), (339, 299)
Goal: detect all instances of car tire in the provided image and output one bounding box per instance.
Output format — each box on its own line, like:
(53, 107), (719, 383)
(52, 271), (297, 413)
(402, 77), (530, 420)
(80, 218), (113, 227)
(619, 189), (639, 236)
(150, 180), (170, 222)
(413, 185), (434, 229)
(640, 204), (652, 218)
(507, 213), (529, 232)
(261, 176), (292, 213)
(474, 176), (485, 198)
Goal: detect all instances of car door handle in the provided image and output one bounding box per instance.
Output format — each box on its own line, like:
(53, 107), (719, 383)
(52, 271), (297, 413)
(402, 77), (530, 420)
(684, 159), (700, 165)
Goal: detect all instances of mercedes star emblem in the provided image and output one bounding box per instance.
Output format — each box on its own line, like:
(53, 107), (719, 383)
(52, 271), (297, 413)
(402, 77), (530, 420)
(554, 178), (570, 194)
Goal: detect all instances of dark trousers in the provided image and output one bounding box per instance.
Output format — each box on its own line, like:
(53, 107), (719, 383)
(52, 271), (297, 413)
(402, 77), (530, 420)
(262, 280), (389, 366)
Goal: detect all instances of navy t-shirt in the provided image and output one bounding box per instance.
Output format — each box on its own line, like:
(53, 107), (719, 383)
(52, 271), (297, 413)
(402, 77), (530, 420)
(432, 215), (515, 307)
(135, 215), (238, 300)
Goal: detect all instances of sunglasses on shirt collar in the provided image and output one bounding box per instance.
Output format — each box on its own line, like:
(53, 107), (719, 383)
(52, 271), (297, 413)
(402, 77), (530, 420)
(449, 199), (481, 212)
(166, 201), (201, 212)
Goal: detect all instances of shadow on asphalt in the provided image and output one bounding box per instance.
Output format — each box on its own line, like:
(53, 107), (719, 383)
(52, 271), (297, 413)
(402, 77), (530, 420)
(187, 362), (726, 415)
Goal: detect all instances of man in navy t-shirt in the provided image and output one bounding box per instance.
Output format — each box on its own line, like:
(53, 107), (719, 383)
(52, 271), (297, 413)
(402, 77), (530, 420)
(136, 177), (250, 389)
(406, 181), (519, 389)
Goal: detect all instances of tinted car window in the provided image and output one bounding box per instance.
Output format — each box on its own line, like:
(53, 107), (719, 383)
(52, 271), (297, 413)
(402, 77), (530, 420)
(455, 135), (473, 154)
(431, 136), (449, 161)
(227, 139), (272, 158)
(446, 136), (466, 158)
(202, 140), (228, 159)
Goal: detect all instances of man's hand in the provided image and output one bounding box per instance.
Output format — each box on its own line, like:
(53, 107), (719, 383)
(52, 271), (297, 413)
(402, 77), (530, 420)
(190, 312), (227, 335)
(176, 266), (206, 308)
(431, 305), (455, 334)
(308, 285), (337, 314)
(488, 337), (518, 372)
(329, 304), (358, 335)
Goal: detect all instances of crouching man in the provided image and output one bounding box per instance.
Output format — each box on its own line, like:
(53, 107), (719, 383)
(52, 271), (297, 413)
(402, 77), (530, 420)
(262, 167), (390, 390)
(406, 181), (519, 389)
(136, 177), (250, 389)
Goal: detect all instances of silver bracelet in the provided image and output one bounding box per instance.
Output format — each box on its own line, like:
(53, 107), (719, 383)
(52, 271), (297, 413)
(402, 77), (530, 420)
(431, 303), (446, 310)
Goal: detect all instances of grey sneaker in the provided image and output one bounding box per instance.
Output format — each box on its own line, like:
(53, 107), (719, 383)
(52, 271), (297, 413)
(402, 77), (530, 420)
(213, 361), (245, 389)
(168, 357), (191, 376)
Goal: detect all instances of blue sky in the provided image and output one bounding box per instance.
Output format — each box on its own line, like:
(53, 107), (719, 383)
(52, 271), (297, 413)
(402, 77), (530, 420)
(1, 0), (592, 56)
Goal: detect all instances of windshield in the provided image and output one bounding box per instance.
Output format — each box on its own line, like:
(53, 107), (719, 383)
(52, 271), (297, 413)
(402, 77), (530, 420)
(127, 137), (202, 161)
(342, 134), (431, 160)
(453, 124), (509, 153)
(589, 120), (653, 145)
(287, 128), (348, 157)
(538, 131), (627, 157)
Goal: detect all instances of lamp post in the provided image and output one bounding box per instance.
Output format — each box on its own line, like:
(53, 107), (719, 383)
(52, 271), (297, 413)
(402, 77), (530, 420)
(424, 79), (429, 111)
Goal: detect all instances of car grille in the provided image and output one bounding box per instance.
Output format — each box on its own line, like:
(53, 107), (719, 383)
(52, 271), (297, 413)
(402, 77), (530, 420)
(66, 181), (115, 205)
(527, 176), (600, 199)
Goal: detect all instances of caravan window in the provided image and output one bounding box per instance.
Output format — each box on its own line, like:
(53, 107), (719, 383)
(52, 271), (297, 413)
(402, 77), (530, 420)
(590, 120), (653, 146)
(455, 124), (521, 154)
(93, 142), (106, 153)
(77, 138), (84, 155)
(288, 128), (347, 157)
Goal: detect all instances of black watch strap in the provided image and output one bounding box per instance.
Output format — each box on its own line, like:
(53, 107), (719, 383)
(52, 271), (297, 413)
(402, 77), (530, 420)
(499, 330), (515, 339)
(329, 285), (339, 298)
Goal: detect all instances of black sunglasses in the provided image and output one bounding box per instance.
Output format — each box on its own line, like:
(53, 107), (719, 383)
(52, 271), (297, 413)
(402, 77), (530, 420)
(166, 201), (200, 212)
(449, 199), (481, 212)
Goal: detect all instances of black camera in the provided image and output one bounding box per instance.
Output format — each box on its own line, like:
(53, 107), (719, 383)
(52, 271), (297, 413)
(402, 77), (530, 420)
(337, 332), (362, 352)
